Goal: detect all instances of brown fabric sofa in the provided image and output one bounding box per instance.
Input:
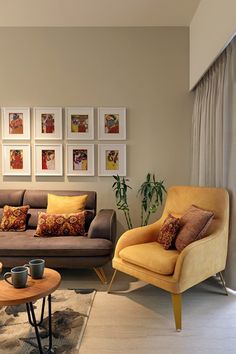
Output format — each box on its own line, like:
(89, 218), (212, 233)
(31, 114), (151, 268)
(0, 190), (116, 282)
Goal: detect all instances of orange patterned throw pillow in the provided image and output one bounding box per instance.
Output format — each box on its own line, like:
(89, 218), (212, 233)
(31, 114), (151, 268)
(157, 214), (181, 250)
(35, 211), (86, 237)
(0, 205), (30, 231)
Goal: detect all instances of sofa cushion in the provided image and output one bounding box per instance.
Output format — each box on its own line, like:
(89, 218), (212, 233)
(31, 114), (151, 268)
(0, 230), (112, 257)
(46, 194), (88, 214)
(175, 205), (214, 251)
(119, 242), (179, 275)
(157, 214), (180, 249)
(0, 205), (29, 232)
(23, 190), (96, 229)
(35, 211), (86, 237)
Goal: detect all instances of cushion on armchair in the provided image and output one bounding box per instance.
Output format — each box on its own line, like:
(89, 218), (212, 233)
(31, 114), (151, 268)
(119, 242), (179, 275)
(157, 214), (180, 249)
(175, 205), (214, 251)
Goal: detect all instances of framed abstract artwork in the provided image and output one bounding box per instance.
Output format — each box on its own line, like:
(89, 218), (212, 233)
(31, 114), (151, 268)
(34, 107), (62, 140)
(66, 107), (94, 140)
(34, 144), (63, 176)
(98, 107), (126, 140)
(2, 144), (31, 176)
(66, 144), (95, 176)
(2, 107), (30, 140)
(98, 144), (126, 176)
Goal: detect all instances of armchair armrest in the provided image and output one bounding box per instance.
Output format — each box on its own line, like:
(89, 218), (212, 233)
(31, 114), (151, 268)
(115, 219), (163, 257)
(87, 209), (116, 244)
(174, 227), (228, 293)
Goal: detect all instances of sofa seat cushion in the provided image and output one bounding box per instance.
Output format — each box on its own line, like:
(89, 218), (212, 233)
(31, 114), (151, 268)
(0, 230), (112, 257)
(119, 242), (179, 275)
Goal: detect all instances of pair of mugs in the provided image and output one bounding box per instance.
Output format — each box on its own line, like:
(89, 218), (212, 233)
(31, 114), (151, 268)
(4, 259), (45, 288)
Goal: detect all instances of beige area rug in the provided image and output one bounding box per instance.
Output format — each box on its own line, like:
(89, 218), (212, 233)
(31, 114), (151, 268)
(0, 288), (96, 354)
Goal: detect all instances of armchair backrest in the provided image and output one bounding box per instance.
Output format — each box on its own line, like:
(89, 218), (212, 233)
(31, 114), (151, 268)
(162, 186), (229, 234)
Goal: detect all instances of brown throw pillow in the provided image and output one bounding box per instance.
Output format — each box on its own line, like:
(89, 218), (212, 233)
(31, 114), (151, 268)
(0, 205), (30, 232)
(35, 211), (86, 237)
(157, 214), (181, 249)
(175, 205), (214, 252)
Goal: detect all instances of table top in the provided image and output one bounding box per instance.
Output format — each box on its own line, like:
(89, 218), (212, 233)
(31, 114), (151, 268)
(0, 268), (61, 306)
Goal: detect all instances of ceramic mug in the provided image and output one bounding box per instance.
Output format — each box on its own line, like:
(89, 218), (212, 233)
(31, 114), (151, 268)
(24, 259), (45, 279)
(4, 266), (28, 288)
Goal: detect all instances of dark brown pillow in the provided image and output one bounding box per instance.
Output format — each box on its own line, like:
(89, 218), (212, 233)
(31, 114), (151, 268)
(175, 205), (214, 251)
(157, 214), (181, 249)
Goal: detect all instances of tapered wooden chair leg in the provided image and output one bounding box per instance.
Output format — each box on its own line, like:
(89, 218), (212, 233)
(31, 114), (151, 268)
(107, 270), (117, 293)
(171, 293), (182, 331)
(93, 267), (108, 284)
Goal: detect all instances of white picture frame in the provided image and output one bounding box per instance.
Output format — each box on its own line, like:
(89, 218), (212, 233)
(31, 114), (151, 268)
(66, 144), (95, 176)
(98, 144), (126, 176)
(2, 144), (31, 176)
(2, 107), (30, 140)
(98, 107), (126, 140)
(34, 144), (63, 176)
(66, 107), (94, 140)
(34, 107), (62, 140)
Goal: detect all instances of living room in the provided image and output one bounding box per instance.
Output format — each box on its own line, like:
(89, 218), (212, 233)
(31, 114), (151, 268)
(0, 0), (236, 353)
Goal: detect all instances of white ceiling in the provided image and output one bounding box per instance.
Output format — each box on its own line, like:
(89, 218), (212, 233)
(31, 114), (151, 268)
(0, 0), (201, 27)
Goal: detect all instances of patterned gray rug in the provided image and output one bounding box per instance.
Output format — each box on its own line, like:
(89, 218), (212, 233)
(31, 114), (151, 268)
(0, 288), (96, 354)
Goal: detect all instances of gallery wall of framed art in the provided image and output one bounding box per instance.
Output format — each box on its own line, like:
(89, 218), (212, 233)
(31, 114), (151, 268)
(0, 106), (127, 178)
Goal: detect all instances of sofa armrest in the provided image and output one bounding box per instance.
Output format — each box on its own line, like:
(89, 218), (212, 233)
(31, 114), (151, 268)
(87, 209), (116, 243)
(174, 227), (228, 293)
(114, 219), (163, 257)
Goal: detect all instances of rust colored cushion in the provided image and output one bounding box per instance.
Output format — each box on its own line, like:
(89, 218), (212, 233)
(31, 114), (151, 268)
(157, 214), (181, 249)
(35, 211), (86, 237)
(175, 205), (214, 251)
(0, 205), (30, 232)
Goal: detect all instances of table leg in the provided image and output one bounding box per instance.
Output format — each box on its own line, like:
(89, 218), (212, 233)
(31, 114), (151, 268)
(26, 295), (54, 354)
(48, 295), (53, 351)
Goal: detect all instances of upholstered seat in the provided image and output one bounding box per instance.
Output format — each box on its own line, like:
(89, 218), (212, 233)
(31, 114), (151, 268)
(119, 242), (179, 275)
(108, 186), (229, 330)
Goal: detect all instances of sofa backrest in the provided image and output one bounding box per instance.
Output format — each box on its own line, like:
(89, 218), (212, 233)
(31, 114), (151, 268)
(0, 190), (25, 220)
(0, 190), (25, 208)
(0, 189), (96, 231)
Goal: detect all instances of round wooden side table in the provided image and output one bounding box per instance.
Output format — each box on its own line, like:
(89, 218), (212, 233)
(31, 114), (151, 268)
(0, 267), (61, 354)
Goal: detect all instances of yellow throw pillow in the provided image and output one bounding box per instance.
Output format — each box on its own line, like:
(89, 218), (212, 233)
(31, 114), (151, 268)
(46, 194), (88, 214)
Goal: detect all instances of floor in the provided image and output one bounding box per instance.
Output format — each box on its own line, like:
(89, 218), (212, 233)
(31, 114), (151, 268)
(59, 265), (236, 354)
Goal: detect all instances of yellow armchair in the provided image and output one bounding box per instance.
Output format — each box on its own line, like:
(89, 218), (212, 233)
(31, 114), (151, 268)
(108, 186), (229, 330)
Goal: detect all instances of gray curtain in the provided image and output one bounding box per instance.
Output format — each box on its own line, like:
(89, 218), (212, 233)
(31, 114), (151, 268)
(191, 38), (236, 289)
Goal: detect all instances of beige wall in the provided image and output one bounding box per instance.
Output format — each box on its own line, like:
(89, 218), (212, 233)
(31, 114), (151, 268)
(190, 0), (236, 89)
(0, 27), (193, 232)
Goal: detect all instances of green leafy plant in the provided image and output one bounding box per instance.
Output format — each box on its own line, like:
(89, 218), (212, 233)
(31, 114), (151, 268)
(112, 175), (133, 230)
(112, 173), (166, 229)
(138, 173), (166, 226)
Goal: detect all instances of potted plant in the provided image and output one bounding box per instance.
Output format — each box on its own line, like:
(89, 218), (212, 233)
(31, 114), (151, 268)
(112, 173), (166, 229)
(112, 175), (133, 229)
(138, 173), (166, 226)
